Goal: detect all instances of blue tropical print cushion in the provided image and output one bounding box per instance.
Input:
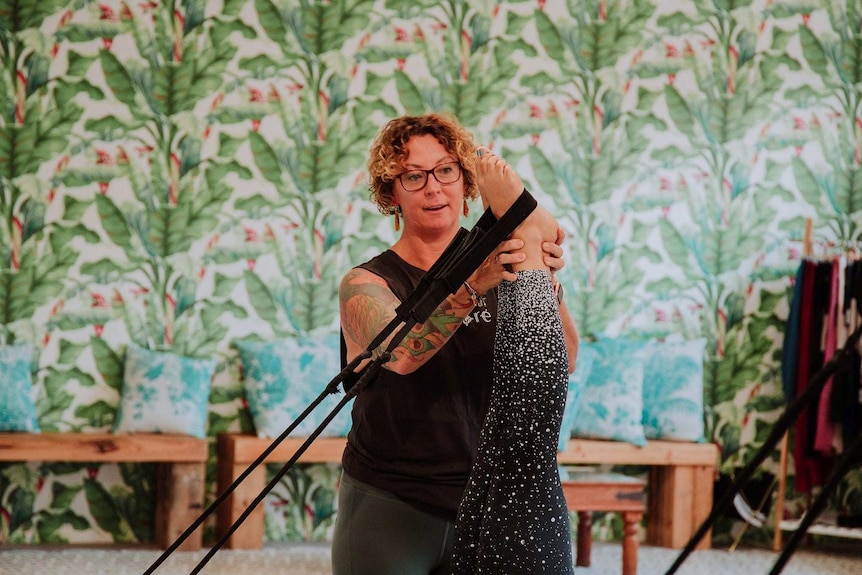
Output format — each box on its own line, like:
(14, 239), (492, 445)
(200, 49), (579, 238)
(234, 333), (352, 439)
(557, 343), (598, 451)
(571, 339), (648, 447)
(0, 343), (40, 432)
(113, 345), (216, 438)
(642, 338), (706, 442)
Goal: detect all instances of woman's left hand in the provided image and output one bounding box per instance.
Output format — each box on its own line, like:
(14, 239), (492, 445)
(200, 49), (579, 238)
(543, 226), (566, 272)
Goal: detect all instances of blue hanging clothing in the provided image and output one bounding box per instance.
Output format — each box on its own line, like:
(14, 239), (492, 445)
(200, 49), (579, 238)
(781, 261), (805, 401)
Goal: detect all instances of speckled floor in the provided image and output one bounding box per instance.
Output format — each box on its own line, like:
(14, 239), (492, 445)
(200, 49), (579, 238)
(1, 541), (861, 575)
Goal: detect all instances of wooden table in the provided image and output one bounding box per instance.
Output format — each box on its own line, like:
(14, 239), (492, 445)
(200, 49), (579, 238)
(561, 470), (646, 575)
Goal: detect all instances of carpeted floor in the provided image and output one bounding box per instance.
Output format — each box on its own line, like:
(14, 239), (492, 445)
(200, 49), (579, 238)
(2, 542), (861, 575)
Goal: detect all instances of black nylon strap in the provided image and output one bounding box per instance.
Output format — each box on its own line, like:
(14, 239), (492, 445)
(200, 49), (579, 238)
(400, 189), (537, 323)
(141, 190), (540, 575)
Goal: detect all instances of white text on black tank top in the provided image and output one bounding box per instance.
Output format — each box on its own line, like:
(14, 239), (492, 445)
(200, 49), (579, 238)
(462, 308), (493, 326)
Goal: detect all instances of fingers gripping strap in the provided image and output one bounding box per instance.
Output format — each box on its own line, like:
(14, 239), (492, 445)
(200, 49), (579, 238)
(406, 189), (537, 323)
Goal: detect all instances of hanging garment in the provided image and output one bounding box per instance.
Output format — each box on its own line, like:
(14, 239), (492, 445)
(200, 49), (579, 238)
(814, 258), (840, 454)
(781, 261), (805, 401)
(793, 260), (832, 493)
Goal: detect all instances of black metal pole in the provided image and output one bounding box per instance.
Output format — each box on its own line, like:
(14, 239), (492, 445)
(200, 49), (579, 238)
(663, 326), (862, 575)
(188, 390), (358, 575)
(141, 194), (539, 574)
(768, 428), (862, 575)
(140, 351), (370, 575)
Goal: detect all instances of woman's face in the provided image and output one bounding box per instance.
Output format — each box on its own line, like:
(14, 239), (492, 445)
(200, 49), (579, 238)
(393, 133), (465, 236)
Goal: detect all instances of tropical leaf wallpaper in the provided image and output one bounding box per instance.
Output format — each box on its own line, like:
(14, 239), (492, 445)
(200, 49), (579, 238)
(2, 0), (862, 546)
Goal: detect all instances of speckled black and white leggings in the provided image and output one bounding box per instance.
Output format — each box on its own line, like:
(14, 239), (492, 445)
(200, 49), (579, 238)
(452, 269), (573, 574)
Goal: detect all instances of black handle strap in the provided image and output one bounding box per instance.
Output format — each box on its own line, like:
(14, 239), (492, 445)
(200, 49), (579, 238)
(401, 189), (537, 323)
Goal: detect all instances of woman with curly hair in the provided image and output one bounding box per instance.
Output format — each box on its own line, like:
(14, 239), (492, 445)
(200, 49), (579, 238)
(332, 113), (579, 575)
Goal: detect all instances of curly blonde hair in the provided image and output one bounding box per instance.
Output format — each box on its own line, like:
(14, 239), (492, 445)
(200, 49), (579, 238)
(367, 113), (478, 214)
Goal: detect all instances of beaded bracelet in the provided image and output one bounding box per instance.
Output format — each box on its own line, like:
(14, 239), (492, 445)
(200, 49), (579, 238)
(463, 281), (486, 308)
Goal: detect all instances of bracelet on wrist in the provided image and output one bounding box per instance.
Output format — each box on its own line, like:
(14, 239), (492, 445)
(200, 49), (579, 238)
(463, 281), (486, 308)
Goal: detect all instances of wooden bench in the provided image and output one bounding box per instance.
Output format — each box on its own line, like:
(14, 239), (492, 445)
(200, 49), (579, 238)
(216, 433), (718, 551)
(0, 432), (208, 551)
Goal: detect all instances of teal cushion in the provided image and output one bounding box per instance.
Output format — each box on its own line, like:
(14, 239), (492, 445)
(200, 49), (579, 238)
(642, 338), (706, 442)
(234, 333), (352, 439)
(113, 345), (216, 438)
(0, 344), (40, 432)
(557, 344), (597, 451)
(571, 339), (648, 447)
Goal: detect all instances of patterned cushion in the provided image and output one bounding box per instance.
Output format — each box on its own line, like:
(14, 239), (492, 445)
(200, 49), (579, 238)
(0, 344), (40, 432)
(234, 333), (352, 439)
(113, 345), (216, 438)
(642, 338), (706, 442)
(557, 344), (597, 451)
(571, 339), (648, 447)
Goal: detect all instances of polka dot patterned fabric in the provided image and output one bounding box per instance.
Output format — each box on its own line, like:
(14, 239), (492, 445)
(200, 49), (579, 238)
(453, 269), (573, 574)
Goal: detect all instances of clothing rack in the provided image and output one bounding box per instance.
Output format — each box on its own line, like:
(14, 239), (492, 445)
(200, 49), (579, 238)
(664, 219), (862, 575)
(772, 218), (862, 550)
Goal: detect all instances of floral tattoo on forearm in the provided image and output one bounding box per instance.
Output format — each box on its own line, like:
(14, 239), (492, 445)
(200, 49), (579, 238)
(341, 269), (474, 367)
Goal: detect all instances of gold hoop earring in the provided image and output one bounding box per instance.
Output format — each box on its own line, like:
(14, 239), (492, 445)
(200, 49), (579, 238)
(463, 198), (469, 217)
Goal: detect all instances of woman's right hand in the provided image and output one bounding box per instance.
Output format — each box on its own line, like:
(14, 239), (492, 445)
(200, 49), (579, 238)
(466, 238), (525, 294)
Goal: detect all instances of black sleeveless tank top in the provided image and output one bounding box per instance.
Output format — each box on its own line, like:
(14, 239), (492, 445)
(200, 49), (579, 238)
(341, 249), (497, 520)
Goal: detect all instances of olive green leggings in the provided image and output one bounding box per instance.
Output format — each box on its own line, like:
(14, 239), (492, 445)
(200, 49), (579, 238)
(331, 472), (455, 575)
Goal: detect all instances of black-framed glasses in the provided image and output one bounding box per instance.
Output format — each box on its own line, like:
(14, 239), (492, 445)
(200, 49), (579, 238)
(396, 162), (462, 192)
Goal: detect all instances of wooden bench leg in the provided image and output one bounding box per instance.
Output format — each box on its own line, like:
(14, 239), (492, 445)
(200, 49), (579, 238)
(154, 462), (205, 552)
(575, 511), (592, 567)
(621, 510), (643, 575)
(216, 463), (266, 549)
(216, 435), (266, 550)
(646, 465), (713, 549)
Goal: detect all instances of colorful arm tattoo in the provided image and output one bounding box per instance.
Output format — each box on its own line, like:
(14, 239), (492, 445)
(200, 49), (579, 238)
(340, 268), (475, 372)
